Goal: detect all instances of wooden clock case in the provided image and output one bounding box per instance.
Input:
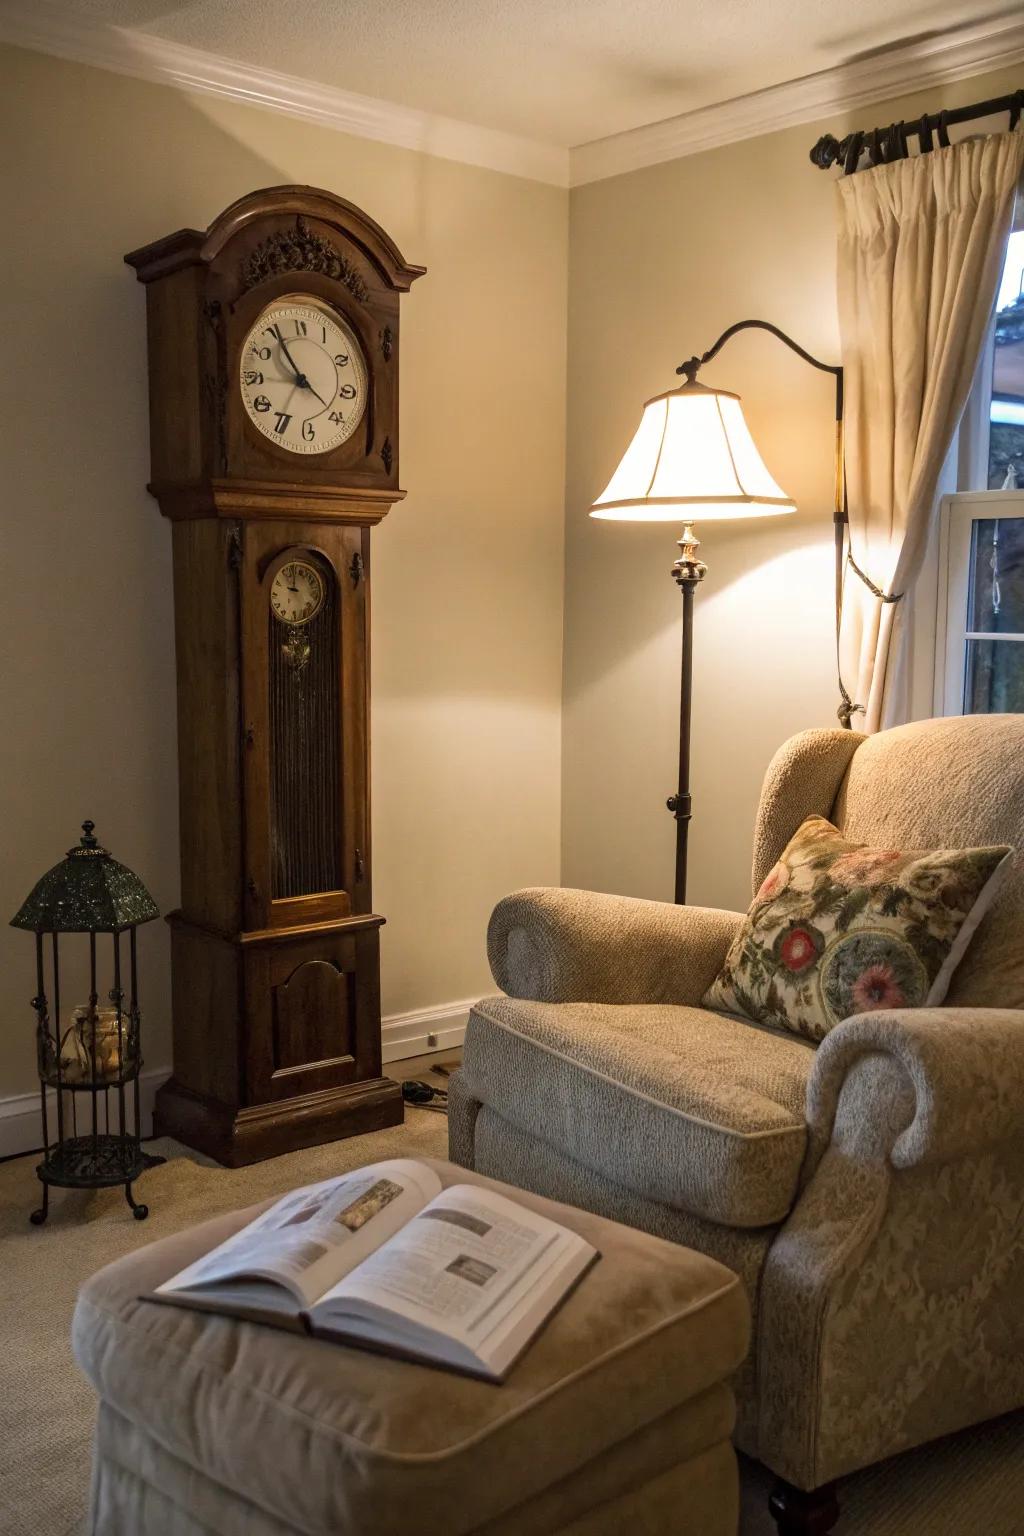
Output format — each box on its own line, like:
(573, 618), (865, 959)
(126, 187), (425, 1165)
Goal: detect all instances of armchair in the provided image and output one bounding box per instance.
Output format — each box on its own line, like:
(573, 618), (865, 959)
(448, 715), (1024, 1535)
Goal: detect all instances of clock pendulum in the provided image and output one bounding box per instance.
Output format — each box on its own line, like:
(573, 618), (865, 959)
(125, 188), (425, 1165)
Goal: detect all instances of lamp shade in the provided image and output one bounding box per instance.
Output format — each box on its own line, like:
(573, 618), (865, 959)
(590, 381), (796, 522)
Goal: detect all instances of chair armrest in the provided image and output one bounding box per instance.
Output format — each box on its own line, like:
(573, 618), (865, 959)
(486, 886), (744, 1005)
(806, 1006), (1024, 1174)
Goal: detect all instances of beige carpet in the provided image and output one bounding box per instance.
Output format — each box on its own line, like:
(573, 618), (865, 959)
(1, 1117), (1021, 1536)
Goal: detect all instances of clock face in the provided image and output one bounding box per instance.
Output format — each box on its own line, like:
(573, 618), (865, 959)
(270, 560), (326, 625)
(239, 300), (368, 455)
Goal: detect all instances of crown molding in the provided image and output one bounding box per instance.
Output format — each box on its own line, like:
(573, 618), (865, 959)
(0, 0), (569, 187)
(2, 4), (1021, 191)
(570, 14), (1024, 186)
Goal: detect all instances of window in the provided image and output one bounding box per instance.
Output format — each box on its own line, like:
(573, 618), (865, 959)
(936, 495), (1024, 714)
(935, 203), (1024, 716)
(987, 228), (1024, 489)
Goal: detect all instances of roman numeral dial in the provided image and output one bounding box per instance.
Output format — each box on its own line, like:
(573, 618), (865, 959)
(239, 300), (368, 455)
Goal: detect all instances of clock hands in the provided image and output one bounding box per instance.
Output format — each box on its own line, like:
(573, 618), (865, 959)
(276, 334), (332, 411)
(276, 332), (304, 383)
(305, 382), (331, 410)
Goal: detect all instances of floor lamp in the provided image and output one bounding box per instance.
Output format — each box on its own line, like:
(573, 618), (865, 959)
(589, 320), (844, 904)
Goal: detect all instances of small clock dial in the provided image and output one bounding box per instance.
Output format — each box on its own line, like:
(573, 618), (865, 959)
(270, 560), (325, 625)
(240, 301), (368, 455)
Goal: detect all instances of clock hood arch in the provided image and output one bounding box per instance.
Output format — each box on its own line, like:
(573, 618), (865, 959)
(125, 186), (425, 519)
(125, 184), (426, 293)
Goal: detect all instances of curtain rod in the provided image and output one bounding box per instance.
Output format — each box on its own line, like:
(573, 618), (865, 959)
(809, 87), (1024, 174)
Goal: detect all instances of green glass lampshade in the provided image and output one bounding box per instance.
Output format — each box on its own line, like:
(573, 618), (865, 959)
(10, 822), (159, 934)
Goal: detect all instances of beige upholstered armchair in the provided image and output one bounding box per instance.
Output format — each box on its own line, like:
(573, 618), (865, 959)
(448, 715), (1024, 1536)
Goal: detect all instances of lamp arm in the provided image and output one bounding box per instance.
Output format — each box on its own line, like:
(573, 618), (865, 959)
(675, 316), (844, 513)
(677, 317), (841, 396)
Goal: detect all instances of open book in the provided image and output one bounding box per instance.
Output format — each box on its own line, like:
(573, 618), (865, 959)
(150, 1159), (598, 1382)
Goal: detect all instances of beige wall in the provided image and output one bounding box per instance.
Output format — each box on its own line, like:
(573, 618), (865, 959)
(2, 40), (1018, 1104)
(0, 44), (567, 1097)
(563, 64), (1023, 915)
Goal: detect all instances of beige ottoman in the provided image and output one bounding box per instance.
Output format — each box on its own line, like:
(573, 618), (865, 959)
(72, 1158), (749, 1535)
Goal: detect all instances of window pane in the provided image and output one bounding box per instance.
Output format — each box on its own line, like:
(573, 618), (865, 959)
(964, 639), (1024, 712)
(967, 518), (1024, 633)
(990, 228), (1024, 489)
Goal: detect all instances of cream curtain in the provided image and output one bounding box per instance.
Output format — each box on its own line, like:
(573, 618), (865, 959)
(837, 128), (1024, 733)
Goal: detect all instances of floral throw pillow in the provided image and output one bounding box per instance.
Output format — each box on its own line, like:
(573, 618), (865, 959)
(703, 815), (1011, 1043)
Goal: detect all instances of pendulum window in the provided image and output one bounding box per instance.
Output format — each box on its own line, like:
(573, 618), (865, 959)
(269, 554), (343, 898)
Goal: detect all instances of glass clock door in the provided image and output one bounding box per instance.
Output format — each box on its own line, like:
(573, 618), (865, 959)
(269, 553), (343, 900)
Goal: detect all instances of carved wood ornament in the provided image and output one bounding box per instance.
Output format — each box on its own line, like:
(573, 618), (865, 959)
(240, 216), (370, 301)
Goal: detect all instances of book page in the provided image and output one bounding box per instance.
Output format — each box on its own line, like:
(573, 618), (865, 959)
(319, 1183), (593, 1352)
(157, 1159), (442, 1310)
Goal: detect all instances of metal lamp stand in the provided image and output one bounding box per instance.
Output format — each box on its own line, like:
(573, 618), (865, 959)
(664, 321), (847, 905)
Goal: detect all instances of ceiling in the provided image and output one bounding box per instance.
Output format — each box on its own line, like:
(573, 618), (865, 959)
(50, 0), (1016, 148)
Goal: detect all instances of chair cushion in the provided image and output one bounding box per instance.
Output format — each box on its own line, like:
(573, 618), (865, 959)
(461, 997), (815, 1227)
(704, 814), (1011, 1044)
(72, 1159), (748, 1536)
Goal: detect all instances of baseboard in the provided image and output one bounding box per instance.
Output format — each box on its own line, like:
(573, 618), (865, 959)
(0, 998), (474, 1159)
(380, 998), (474, 1064)
(0, 1067), (169, 1162)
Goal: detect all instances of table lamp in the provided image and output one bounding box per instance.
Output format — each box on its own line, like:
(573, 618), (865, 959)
(590, 319), (845, 903)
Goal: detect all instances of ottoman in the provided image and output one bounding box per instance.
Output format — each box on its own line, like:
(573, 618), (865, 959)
(72, 1157), (749, 1535)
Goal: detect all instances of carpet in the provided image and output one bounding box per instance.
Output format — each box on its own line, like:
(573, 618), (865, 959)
(0, 1112), (449, 1536)
(1, 1118), (1021, 1536)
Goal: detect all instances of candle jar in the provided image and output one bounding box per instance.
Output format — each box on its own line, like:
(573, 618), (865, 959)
(72, 1005), (140, 1082)
(38, 1021), (89, 1084)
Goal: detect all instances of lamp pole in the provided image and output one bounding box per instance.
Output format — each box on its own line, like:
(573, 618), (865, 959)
(666, 524), (706, 904)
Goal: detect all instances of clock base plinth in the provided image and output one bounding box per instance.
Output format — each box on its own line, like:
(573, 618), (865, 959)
(153, 1075), (404, 1169)
(164, 911), (398, 1167)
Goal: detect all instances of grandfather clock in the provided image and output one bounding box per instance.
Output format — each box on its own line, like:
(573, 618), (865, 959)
(126, 187), (425, 1165)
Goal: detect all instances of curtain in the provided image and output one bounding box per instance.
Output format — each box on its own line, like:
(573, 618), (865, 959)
(837, 128), (1024, 733)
